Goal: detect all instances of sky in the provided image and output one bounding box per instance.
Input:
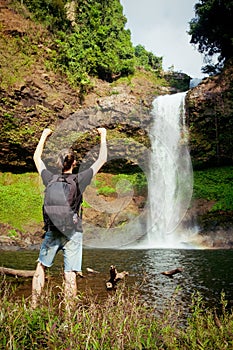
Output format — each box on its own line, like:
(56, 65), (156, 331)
(120, 0), (206, 78)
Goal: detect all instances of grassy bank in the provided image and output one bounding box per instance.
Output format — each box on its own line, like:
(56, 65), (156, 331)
(193, 166), (233, 211)
(0, 171), (147, 235)
(0, 280), (233, 349)
(0, 172), (43, 233)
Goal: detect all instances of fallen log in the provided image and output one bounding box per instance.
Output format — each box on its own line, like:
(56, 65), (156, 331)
(106, 265), (129, 290)
(161, 267), (183, 277)
(0, 267), (35, 277)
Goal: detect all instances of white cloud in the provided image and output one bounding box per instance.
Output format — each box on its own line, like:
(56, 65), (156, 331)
(120, 0), (206, 78)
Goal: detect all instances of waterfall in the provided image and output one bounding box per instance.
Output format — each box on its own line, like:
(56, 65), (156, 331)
(145, 92), (194, 248)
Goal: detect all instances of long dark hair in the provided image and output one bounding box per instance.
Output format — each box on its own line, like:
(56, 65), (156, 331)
(56, 149), (75, 173)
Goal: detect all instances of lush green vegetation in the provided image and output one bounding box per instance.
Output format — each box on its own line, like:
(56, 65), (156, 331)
(15, 0), (133, 87)
(16, 0), (70, 31)
(0, 280), (233, 349)
(0, 18), (47, 90)
(94, 172), (147, 197)
(0, 172), (43, 233)
(52, 1), (135, 86)
(189, 0), (233, 74)
(134, 44), (162, 73)
(0, 0), (189, 100)
(12, 0), (164, 90)
(193, 166), (233, 211)
(0, 37), (34, 89)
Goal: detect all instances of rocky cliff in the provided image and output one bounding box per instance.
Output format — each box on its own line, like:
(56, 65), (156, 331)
(186, 59), (233, 169)
(0, 0), (187, 172)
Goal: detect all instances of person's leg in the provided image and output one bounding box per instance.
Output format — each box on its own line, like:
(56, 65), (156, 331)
(63, 231), (83, 300)
(32, 262), (46, 308)
(31, 231), (60, 307)
(64, 271), (77, 299)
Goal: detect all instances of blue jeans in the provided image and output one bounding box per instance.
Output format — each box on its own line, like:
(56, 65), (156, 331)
(38, 230), (83, 272)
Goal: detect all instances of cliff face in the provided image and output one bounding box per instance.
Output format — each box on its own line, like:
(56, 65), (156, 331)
(0, 71), (159, 172)
(0, 1), (187, 172)
(186, 60), (233, 169)
(1, 0), (232, 173)
(185, 64), (233, 246)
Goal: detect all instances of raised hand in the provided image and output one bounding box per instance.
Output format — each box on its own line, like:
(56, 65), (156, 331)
(42, 128), (53, 138)
(97, 127), (106, 136)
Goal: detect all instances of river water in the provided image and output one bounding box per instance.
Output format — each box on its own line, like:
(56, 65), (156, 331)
(1, 248), (233, 314)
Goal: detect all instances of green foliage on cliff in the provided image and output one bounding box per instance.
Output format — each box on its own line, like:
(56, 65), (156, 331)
(15, 0), (131, 86)
(53, 0), (135, 85)
(193, 166), (233, 211)
(94, 172), (147, 197)
(17, 0), (69, 31)
(134, 44), (162, 73)
(164, 71), (190, 91)
(189, 0), (233, 74)
(14, 0), (163, 88)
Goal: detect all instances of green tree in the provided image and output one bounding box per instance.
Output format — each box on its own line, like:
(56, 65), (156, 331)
(189, 0), (233, 74)
(18, 0), (135, 85)
(92, 0), (136, 81)
(134, 44), (162, 72)
(19, 0), (69, 31)
(53, 0), (135, 84)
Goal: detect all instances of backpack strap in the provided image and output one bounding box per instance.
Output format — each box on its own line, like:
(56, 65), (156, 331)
(64, 174), (83, 217)
(62, 175), (77, 203)
(48, 174), (60, 184)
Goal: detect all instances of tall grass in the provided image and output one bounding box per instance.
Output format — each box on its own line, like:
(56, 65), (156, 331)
(0, 279), (233, 349)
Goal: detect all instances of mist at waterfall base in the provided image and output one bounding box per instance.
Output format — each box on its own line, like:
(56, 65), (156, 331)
(137, 92), (197, 249)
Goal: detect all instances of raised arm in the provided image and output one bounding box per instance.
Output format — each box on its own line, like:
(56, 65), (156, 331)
(33, 128), (52, 174)
(91, 128), (107, 176)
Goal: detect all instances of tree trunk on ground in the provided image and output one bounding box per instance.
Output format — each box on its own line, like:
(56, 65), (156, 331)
(0, 267), (35, 277)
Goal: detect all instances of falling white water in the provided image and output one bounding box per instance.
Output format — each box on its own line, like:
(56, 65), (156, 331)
(145, 92), (195, 248)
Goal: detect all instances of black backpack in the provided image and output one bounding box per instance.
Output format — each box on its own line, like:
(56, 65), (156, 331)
(44, 174), (81, 234)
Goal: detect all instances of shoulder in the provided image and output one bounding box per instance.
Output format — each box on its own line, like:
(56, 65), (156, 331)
(77, 168), (93, 182)
(41, 169), (54, 186)
(72, 168), (93, 192)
